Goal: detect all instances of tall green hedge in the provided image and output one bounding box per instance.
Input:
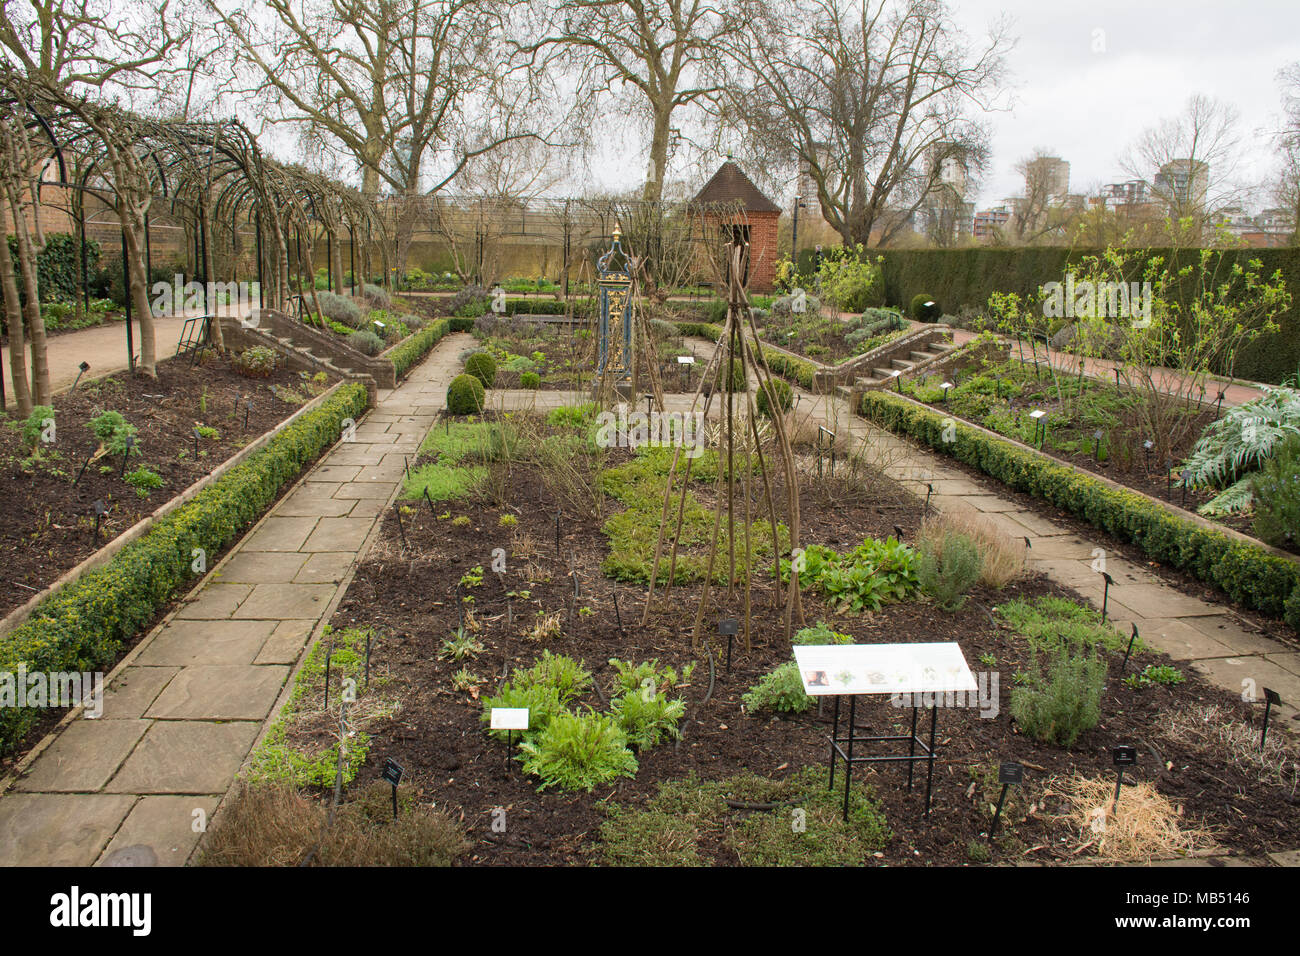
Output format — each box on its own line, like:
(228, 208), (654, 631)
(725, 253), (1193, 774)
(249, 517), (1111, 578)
(871, 246), (1300, 385)
(859, 388), (1300, 629)
(0, 382), (370, 754)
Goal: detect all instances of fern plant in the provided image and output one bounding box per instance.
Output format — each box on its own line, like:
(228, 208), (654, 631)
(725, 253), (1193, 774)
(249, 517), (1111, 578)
(610, 689), (685, 750)
(518, 709), (638, 792)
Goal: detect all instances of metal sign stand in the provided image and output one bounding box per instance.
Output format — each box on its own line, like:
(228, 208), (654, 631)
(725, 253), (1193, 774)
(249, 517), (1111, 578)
(827, 694), (940, 821)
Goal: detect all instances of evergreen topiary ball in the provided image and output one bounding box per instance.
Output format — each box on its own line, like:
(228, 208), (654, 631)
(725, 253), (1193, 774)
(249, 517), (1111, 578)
(465, 351), (497, 388)
(756, 377), (793, 418)
(520, 371), (541, 389)
(911, 293), (941, 322)
(446, 373), (486, 414)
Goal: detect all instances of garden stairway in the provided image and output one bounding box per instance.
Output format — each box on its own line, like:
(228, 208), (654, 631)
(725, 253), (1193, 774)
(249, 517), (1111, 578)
(0, 332), (472, 867)
(851, 331), (958, 389)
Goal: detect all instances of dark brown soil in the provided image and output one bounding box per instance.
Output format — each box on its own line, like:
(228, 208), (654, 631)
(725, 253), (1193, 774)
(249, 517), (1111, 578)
(0, 355), (336, 616)
(326, 422), (1300, 866)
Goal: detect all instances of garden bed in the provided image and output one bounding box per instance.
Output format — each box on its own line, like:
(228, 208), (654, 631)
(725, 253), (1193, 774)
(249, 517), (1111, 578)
(757, 307), (910, 365)
(0, 354), (338, 617)
(895, 357), (1275, 545)
(226, 408), (1300, 867)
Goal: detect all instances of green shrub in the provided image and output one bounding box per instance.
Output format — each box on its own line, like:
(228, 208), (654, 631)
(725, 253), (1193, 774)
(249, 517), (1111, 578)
(0, 383), (369, 755)
(520, 371), (541, 389)
(233, 345), (278, 378)
(1124, 664), (1185, 689)
(124, 466), (164, 498)
(743, 660), (813, 714)
(317, 291), (361, 327)
(911, 292), (941, 322)
(87, 410), (138, 456)
(518, 709), (638, 792)
(514, 650), (592, 704)
(348, 330), (385, 356)
(465, 351), (497, 388)
(859, 389), (1300, 626)
(916, 529), (983, 610)
(21, 405), (54, 451)
(446, 374), (486, 415)
(792, 622), (854, 644)
(756, 377), (793, 418)
(610, 688), (686, 750)
(781, 538), (919, 612)
(1010, 641), (1106, 748)
(817, 250), (884, 312)
(1252, 433), (1300, 549)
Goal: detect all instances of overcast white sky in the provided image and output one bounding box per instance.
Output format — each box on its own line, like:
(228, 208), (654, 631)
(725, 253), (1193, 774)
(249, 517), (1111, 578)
(948, 0), (1300, 209)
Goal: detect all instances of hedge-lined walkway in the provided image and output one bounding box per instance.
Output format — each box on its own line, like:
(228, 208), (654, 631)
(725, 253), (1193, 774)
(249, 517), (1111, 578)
(0, 332), (471, 867)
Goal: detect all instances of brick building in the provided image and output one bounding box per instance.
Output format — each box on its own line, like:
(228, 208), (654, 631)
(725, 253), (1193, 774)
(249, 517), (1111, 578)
(690, 160), (781, 292)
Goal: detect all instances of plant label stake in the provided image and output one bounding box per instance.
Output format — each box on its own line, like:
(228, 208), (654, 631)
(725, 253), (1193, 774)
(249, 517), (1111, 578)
(490, 708), (529, 769)
(74, 449), (95, 486)
(990, 761), (1022, 840)
(1023, 536), (1031, 552)
(1179, 469), (1189, 507)
(1142, 439), (1153, 475)
(243, 399), (252, 432)
(1029, 409), (1046, 448)
(893, 525), (904, 542)
(1215, 389), (1225, 417)
(1260, 688), (1282, 749)
(193, 427), (201, 459)
(1111, 745), (1137, 813)
(1099, 571), (1115, 622)
(91, 500), (106, 540)
(940, 381), (953, 403)
(323, 635), (334, 710)
(1093, 429), (1104, 462)
(404, 454), (409, 478)
(719, 618), (739, 674)
(612, 590), (625, 634)
(1165, 458), (1173, 497)
(1121, 624), (1139, 673)
(393, 503), (408, 551)
(71, 360), (91, 392)
(119, 435), (134, 477)
(925, 483), (933, 510)
(381, 758), (404, 819)
(422, 486), (436, 514)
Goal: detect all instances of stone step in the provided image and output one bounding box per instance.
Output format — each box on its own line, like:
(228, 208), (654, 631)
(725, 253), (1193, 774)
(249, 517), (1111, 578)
(889, 358), (915, 371)
(909, 350), (941, 362)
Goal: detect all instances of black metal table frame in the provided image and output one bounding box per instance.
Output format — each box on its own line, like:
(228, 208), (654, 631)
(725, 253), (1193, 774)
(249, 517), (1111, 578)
(827, 693), (940, 821)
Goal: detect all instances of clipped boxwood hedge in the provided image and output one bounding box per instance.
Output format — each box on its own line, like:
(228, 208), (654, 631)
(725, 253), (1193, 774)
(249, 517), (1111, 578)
(0, 382), (370, 754)
(387, 316), (474, 379)
(673, 321), (818, 390)
(859, 389), (1300, 628)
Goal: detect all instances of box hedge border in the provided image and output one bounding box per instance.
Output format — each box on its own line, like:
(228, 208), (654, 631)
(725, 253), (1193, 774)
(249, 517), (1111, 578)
(0, 382), (371, 755)
(858, 389), (1300, 629)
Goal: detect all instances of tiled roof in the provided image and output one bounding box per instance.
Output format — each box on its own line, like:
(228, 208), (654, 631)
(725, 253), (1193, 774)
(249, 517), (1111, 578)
(691, 161), (781, 214)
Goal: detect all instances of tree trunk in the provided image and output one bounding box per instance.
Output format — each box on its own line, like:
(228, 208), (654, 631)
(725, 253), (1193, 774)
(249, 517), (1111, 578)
(6, 189), (51, 405)
(199, 193), (225, 351)
(0, 226), (31, 416)
(121, 213), (156, 378)
(642, 105), (673, 204)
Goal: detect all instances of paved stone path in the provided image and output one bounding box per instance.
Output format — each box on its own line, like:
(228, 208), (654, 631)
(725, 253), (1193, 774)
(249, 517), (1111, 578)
(0, 332), (471, 867)
(1, 326), (1292, 867)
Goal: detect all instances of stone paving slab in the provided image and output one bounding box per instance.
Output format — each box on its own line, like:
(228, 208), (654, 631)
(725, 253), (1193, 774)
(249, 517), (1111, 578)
(301, 517), (374, 552)
(173, 583), (251, 619)
(254, 620), (316, 665)
(99, 795), (221, 867)
(0, 794), (138, 866)
(100, 667), (180, 720)
(234, 582), (336, 620)
(134, 619), (277, 667)
(1122, 618), (1237, 661)
(144, 665), (289, 720)
(217, 550), (310, 584)
(105, 721), (263, 794)
(14, 720), (150, 792)
(242, 516), (320, 552)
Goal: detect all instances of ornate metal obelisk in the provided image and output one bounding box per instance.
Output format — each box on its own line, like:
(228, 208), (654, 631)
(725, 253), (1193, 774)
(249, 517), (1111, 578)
(595, 224), (633, 396)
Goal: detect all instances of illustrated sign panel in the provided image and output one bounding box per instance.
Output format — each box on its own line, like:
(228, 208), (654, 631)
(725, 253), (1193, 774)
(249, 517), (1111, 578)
(792, 642), (977, 697)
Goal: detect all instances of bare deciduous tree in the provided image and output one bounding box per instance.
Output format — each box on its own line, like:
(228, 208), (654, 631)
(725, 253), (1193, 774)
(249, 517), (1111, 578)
(515, 0), (733, 203)
(722, 0), (1008, 247)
